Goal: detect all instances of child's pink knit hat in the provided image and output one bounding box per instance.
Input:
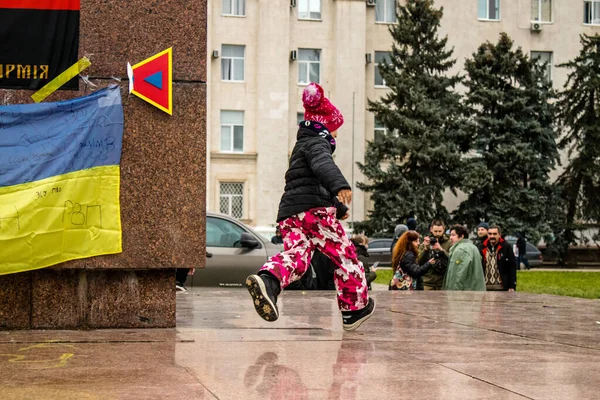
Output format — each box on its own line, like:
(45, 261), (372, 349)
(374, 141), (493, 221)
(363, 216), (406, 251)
(302, 83), (344, 132)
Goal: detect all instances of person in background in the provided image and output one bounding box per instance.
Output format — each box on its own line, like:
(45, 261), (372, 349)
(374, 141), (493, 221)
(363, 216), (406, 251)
(271, 226), (284, 245)
(390, 231), (436, 290)
(351, 234), (377, 289)
(176, 268), (195, 292)
(443, 225), (486, 291)
(474, 222), (489, 253)
(516, 232), (530, 271)
(481, 226), (517, 291)
(389, 224), (409, 253)
(417, 219), (451, 290)
(406, 218), (417, 231)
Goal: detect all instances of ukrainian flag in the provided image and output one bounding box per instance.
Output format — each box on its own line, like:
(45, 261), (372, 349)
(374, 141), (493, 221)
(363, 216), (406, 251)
(0, 86), (123, 275)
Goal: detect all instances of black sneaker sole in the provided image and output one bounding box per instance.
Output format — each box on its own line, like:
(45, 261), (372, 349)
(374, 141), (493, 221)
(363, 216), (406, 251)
(245, 275), (279, 322)
(343, 299), (376, 332)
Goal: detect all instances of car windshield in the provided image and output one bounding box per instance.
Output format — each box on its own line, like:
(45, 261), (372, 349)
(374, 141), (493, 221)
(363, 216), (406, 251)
(206, 216), (246, 248)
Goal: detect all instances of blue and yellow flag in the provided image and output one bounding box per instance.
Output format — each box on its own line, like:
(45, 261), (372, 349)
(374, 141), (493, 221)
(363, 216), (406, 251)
(0, 86), (123, 275)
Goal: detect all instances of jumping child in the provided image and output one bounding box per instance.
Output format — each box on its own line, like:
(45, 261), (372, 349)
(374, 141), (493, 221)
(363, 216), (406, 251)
(245, 83), (375, 331)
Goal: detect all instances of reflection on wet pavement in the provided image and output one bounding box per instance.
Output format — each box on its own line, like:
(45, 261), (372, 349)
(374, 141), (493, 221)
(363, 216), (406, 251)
(1, 289), (599, 399)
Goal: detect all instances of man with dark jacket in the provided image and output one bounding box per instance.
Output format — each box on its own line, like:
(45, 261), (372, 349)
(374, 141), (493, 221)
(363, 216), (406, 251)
(417, 219), (451, 290)
(481, 226), (517, 291)
(474, 222), (489, 253)
(271, 226), (284, 245)
(516, 233), (530, 270)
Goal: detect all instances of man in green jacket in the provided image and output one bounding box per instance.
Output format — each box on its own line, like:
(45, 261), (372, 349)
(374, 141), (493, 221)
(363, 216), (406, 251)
(443, 225), (486, 291)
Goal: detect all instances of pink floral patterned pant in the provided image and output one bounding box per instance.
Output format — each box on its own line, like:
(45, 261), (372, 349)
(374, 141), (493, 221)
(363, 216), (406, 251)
(259, 207), (369, 311)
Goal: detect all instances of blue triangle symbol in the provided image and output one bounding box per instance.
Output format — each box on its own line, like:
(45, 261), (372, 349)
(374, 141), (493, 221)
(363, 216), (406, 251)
(144, 71), (163, 89)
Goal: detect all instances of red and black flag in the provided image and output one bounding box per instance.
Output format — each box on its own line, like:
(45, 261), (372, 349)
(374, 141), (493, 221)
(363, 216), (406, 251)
(0, 0), (80, 90)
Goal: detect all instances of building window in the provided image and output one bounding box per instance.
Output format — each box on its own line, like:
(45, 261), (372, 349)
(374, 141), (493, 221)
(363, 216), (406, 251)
(584, 1), (600, 25)
(297, 112), (304, 126)
(221, 45), (245, 81)
(478, 0), (500, 20)
(220, 110), (244, 152)
(531, 51), (553, 81)
(376, 0), (396, 23)
(374, 118), (387, 142)
(298, 49), (320, 85)
(298, 0), (321, 20)
(219, 182), (244, 219)
(374, 51), (390, 87)
(531, 0), (551, 22)
(222, 0), (245, 16)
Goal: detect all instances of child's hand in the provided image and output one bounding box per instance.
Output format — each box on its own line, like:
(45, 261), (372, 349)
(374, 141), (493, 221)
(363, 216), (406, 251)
(337, 189), (352, 205)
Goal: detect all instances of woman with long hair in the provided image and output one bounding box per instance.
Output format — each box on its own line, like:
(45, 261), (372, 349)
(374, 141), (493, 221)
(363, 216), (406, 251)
(390, 231), (436, 290)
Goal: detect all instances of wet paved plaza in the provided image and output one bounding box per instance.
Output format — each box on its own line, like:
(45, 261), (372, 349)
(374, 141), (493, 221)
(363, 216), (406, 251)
(1, 288), (599, 399)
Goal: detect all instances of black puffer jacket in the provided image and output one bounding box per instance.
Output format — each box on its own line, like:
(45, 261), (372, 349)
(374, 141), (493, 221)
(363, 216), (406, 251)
(399, 251), (433, 279)
(481, 238), (517, 291)
(277, 121), (350, 222)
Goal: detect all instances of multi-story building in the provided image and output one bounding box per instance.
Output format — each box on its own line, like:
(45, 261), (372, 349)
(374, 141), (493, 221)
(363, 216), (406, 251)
(207, 0), (600, 233)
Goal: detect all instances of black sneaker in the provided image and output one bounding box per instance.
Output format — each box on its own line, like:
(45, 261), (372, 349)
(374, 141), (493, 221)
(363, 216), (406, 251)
(176, 283), (187, 292)
(341, 298), (376, 331)
(245, 273), (281, 322)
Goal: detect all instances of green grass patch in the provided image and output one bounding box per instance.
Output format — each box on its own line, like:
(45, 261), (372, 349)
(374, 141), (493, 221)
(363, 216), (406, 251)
(517, 271), (600, 299)
(374, 269), (393, 285)
(373, 269), (600, 299)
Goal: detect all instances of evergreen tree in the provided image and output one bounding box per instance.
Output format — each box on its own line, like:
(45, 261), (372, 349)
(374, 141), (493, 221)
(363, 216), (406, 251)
(554, 34), (600, 254)
(454, 33), (560, 244)
(356, 0), (466, 236)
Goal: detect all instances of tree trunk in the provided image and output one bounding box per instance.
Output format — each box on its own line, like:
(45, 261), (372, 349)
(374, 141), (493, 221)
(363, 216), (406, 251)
(563, 173), (583, 264)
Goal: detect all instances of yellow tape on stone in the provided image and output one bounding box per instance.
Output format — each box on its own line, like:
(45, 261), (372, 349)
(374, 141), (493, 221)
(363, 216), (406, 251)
(31, 57), (92, 103)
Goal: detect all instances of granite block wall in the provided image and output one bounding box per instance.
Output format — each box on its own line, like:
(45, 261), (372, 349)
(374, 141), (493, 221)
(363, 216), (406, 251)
(0, 0), (207, 329)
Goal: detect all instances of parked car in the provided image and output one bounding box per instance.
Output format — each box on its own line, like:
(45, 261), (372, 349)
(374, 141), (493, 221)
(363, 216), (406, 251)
(189, 212), (281, 287)
(504, 236), (543, 269)
(367, 238), (393, 268)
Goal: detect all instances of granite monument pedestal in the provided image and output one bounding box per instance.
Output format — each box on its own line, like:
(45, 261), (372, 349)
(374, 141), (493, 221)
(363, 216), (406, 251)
(0, 0), (207, 329)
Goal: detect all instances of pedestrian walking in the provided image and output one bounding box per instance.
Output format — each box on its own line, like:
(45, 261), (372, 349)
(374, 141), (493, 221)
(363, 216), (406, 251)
(516, 233), (530, 270)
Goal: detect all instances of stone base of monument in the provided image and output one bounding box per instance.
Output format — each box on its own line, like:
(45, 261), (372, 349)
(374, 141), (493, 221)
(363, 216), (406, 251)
(0, 269), (175, 329)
